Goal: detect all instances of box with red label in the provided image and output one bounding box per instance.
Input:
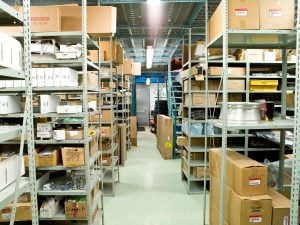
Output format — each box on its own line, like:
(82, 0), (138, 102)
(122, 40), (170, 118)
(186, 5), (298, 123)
(259, 0), (294, 30)
(229, 191), (272, 225)
(210, 148), (267, 196)
(209, 0), (259, 42)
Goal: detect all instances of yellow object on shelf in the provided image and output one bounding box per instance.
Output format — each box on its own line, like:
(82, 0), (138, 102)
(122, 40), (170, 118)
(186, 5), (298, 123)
(250, 79), (278, 91)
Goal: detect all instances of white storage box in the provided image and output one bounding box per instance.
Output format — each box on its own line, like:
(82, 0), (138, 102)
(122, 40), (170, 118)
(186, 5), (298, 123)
(44, 68), (54, 87)
(264, 50), (276, 61)
(0, 81), (5, 88)
(31, 68), (38, 87)
(57, 105), (82, 114)
(13, 80), (22, 88)
(0, 155), (25, 191)
(0, 31), (22, 71)
(37, 123), (52, 132)
(60, 68), (78, 87)
(0, 96), (21, 114)
(40, 95), (60, 114)
(53, 130), (65, 140)
(5, 81), (14, 88)
(37, 131), (52, 139)
(37, 68), (45, 87)
(53, 68), (61, 87)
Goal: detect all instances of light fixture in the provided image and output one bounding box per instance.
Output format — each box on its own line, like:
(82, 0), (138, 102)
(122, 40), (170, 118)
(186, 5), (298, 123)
(146, 78), (151, 86)
(146, 46), (154, 69)
(147, 0), (160, 6)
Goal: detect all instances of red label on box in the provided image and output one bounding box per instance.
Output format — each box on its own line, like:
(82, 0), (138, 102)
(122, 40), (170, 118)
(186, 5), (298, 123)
(249, 215), (263, 223)
(31, 16), (50, 21)
(248, 178), (261, 185)
(269, 9), (282, 17)
(235, 8), (248, 16)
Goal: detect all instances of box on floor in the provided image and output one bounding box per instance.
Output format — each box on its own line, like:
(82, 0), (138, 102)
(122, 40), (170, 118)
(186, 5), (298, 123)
(156, 115), (173, 159)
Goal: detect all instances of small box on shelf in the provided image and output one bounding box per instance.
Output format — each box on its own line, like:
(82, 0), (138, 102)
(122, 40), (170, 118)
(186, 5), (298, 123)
(61, 147), (85, 167)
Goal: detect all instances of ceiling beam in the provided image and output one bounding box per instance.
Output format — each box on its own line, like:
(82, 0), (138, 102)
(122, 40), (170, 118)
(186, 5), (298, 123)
(101, 0), (205, 4)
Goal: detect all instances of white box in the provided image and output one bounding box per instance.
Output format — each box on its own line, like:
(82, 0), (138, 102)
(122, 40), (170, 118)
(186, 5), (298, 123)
(40, 95), (60, 114)
(0, 96), (21, 114)
(0, 81), (5, 88)
(53, 68), (61, 87)
(37, 68), (45, 87)
(57, 105), (82, 114)
(21, 81), (25, 87)
(0, 32), (22, 71)
(0, 155), (25, 191)
(264, 51), (276, 61)
(60, 68), (78, 87)
(31, 68), (37, 87)
(37, 123), (52, 132)
(13, 80), (22, 88)
(44, 68), (54, 87)
(37, 131), (52, 139)
(53, 130), (65, 140)
(56, 52), (77, 59)
(5, 80), (14, 88)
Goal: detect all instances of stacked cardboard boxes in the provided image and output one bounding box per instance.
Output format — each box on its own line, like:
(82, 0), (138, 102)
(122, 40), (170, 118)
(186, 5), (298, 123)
(130, 116), (137, 146)
(156, 115), (173, 159)
(209, 148), (272, 225)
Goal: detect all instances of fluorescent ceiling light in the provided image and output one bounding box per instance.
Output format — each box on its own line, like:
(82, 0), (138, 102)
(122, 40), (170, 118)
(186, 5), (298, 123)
(146, 78), (151, 85)
(147, 0), (160, 6)
(146, 46), (154, 69)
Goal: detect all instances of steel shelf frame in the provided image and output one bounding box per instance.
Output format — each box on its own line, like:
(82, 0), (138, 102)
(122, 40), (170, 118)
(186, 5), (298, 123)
(205, 1), (299, 225)
(100, 36), (120, 196)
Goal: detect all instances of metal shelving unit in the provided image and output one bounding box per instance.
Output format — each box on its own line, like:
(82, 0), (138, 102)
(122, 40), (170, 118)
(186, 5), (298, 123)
(0, 2), (40, 225)
(205, 1), (299, 225)
(100, 37), (120, 196)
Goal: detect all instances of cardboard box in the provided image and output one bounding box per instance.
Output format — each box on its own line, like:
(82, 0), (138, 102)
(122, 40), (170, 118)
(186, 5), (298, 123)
(24, 148), (60, 167)
(184, 93), (216, 106)
(286, 91), (294, 108)
(89, 139), (97, 157)
(101, 40), (117, 62)
(102, 157), (111, 166)
(209, 67), (246, 77)
(268, 188), (290, 225)
(227, 79), (245, 91)
(64, 201), (87, 219)
(79, 72), (99, 89)
(88, 50), (104, 63)
(0, 96), (21, 114)
(0, 202), (32, 221)
(123, 58), (134, 75)
(62, 147), (85, 167)
(59, 6), (117, 37)
(40, 95), (60, 114)
(176, 136), (187, 146)
(65, 129), (84, 140)
(210, 148), (268, 196)
(180, 66), (204, 79)
(192, 167), (210, 179)
(133, 62), (141, 76)
(101, 110), (114, 123)
(130, 116), (137, 138)
(259, 0), (295, 30)
(118, 124), (127, 166)
(250, 80), (278, 91)
(101, 124), (117, 138)
(131, 138), (137, 146)
(230, 192), (272, 225)
(0, 155), (25, 191)
(229, 93), (243, 102)
(116, 43), (124, 64)
(209, 0), (260, 42)
(156, 115), (173, 160)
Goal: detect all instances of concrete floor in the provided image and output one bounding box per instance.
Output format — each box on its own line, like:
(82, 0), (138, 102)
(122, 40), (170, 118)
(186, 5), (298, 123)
(104, 130), (209, 225)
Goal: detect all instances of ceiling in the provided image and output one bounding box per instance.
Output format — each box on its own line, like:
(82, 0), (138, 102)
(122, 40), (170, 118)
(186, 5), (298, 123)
(6, 0), (221, 70)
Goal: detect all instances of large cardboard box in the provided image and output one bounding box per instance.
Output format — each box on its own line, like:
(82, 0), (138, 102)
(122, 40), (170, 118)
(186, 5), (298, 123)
(209, 67), (246, 77)
(35, 148), (60, 167)
(210, 148), (268, 196)
(286, 91), (294, 108)
(130, 116), (137, 138)
(180, 66), (204, 79)
(230, 192), (272, 225)
(101, 110), (114, 123)
(123, 58), (134, 75)
(0, 202), (32, 221)
(133, 62), (141, 76)
(65, 201), (87, 219)
(227, 79), (245, 91)
(79, 72), (99, 89)
(268, 188), (290, 225)
(259, 0), (295, 30)
(156, 115), (173, 159)
(184, 93), (216, 106)
(209, 0), (260, 42)
(59, 6), (117, 37)
(61, 147), (85, 167)
(118, 124), (127, 166)
(192, 167), (210, 179)
(100, 41), (123, 64)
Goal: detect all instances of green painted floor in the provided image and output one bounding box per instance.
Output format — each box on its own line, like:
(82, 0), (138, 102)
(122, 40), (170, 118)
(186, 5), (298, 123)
(104, 130), (209, 225)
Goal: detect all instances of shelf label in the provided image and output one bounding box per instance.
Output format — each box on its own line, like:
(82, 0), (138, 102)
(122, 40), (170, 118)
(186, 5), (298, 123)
(235, 8), (248, 16)
(269, 9), (282, 17)
(249, 178), (261, 185)
(249, 215), (263, 223)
